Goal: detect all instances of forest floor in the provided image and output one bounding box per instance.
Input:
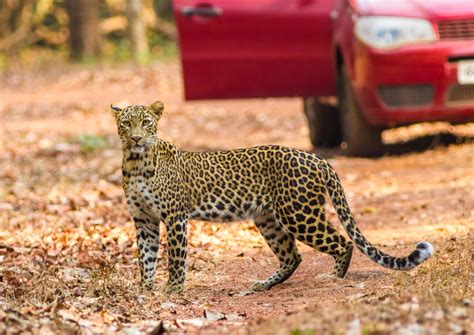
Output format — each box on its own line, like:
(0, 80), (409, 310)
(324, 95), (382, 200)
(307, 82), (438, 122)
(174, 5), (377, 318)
(0, 61), (473, 334)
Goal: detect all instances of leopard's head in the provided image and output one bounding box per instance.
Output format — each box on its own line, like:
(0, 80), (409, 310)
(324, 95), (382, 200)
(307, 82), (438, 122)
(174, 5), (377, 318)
(111, 101), (164, 154)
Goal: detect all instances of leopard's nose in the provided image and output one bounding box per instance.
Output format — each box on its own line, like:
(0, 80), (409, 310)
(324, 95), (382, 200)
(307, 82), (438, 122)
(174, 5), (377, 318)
(131, 135), (142, 143)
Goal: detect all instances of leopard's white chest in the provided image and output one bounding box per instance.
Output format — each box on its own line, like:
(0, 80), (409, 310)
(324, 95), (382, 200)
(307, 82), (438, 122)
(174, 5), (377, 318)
(124, 176), (159, 217)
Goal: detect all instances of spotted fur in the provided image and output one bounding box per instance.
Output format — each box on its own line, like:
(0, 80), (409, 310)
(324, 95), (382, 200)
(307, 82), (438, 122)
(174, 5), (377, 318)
(111, 101), (434, 293)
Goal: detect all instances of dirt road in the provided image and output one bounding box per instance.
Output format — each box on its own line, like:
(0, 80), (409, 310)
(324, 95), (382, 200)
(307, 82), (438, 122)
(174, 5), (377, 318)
(0, 62), (473, 334)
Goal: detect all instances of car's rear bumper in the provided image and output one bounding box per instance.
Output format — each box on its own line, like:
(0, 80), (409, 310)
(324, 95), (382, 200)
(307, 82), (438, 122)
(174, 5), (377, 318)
(352, 40), (474, 126)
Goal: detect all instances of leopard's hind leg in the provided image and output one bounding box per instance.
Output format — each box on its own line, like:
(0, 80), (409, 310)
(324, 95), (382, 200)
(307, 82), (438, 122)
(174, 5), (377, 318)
(277, 182), (353, 278)
(294, 208), (353, 278)
(252, 214), (302, 291)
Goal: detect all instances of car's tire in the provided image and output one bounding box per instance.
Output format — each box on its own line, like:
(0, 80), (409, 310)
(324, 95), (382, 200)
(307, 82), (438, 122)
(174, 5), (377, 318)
(304, 97), (342, 148)
(338, 65), (383, 157)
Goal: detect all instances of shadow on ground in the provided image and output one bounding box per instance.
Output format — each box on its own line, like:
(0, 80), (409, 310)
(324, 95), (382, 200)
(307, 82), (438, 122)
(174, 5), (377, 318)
(315, 131), (474, 158)
(383, 131), (473, 155)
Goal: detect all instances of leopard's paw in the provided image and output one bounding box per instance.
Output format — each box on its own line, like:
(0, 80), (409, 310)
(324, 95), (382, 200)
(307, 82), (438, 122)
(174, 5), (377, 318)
(161, 282), (184, 295)
(141, 280), (155, 290)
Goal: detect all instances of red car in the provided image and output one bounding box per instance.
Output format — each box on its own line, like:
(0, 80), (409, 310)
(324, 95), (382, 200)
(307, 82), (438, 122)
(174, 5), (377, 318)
(173, 0), (474, 156)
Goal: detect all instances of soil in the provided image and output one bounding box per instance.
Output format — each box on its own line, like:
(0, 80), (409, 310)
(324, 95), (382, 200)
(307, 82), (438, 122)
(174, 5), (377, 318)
(0, 61), (473, 334)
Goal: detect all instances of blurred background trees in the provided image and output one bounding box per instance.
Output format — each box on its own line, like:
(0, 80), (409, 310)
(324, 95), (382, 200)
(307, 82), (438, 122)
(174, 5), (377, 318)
(126, 0), (149, 62)
(65, 0), (102, 60)
(0, 0), (175, 65)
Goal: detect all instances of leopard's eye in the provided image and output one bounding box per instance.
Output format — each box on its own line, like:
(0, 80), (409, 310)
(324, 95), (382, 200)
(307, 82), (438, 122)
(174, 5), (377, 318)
(122, 120), (131, 128)
(142, 119), (152, 127)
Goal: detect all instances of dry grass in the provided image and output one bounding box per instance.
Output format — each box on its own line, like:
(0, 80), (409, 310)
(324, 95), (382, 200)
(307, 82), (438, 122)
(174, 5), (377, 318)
(243, 234), (473, 335)
(1, 62), (473, 334)
(2, 226), (471, 334)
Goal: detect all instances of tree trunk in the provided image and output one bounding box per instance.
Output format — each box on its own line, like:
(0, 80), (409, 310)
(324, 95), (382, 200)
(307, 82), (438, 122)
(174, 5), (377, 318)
(154, 0), (173, 21)
(127, 0), (149, 63)
(64, 0), (101, 60)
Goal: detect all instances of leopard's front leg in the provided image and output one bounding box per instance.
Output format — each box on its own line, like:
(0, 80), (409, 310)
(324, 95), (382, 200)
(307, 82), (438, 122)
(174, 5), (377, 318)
(133, 216), (160, 289)
(163, 214), (188, 293)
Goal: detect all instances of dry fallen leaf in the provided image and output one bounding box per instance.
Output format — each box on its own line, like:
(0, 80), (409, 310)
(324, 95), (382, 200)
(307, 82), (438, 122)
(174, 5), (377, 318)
(204, 310), (225, 321)
(175, 318), (206, 328)
(1, 59), (472, 335)
(228, 290), (253, 298)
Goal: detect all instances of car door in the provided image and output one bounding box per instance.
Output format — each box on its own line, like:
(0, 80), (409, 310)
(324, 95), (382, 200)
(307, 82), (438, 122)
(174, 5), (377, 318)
(173, 0), (337, 100)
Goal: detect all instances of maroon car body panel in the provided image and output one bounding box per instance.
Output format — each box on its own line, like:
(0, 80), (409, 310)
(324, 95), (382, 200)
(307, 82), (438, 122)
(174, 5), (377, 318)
(335, 0), (474, 125)
(174, 0), (474, 126)
(173, 0), (336, 100)
(350, 41), (474, 125)
(355, 0), (474, 19)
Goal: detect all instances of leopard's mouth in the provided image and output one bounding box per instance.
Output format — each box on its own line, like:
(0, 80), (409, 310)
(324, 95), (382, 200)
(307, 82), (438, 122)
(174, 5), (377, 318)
(130, 144), (146, 153)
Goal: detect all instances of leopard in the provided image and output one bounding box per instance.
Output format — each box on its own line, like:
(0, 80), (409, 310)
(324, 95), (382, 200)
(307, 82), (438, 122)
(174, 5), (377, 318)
(111, 101), (434, 293)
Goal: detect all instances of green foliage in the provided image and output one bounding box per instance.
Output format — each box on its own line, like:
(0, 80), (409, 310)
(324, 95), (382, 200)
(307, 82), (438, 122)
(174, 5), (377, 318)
(290, 328), (315, 335)
(73, 133), (109, 153)
(153, 0), (174, 21)
(0, 0), (178, 69)
(100, 32), (176, 64)
(108, 39), (132, 63)
(148, 32), (177, 60)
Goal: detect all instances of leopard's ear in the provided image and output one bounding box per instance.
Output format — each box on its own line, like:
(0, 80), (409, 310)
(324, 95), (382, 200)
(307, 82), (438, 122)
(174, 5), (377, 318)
(110, 104), (122, 118)
(149, 101), (164, 121)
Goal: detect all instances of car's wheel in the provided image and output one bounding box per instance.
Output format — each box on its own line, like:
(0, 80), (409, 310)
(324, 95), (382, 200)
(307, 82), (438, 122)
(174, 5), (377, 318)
(304, 97), (342, 147)
(338, 65), (383, 157)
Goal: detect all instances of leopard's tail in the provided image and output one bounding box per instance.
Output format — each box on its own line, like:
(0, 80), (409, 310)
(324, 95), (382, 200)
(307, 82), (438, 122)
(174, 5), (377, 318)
(323, 161), (433, 270)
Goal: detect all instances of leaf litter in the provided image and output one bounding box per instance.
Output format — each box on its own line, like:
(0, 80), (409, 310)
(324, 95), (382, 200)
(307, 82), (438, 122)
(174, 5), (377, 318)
(0, 61), (473, 334)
